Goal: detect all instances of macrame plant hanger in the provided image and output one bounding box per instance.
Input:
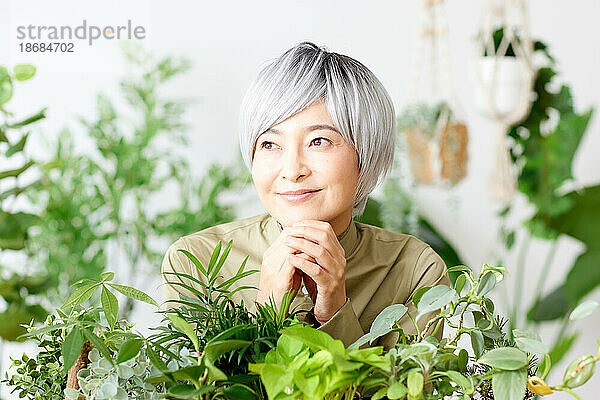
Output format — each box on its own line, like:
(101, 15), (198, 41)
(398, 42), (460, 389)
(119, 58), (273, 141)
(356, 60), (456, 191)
(473, 0), (535, 204)
(401, 0), (469, 188)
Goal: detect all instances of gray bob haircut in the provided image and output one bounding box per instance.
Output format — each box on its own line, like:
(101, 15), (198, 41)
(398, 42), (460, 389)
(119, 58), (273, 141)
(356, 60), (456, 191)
(238, 41), (396, 218)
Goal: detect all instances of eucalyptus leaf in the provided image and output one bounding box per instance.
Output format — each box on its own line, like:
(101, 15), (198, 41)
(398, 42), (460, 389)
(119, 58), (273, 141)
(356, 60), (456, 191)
(491, 368), (527, 400)
(417, 285), (456, 320)
(478, 347), (528, 370)
(470, 330), (484, 359)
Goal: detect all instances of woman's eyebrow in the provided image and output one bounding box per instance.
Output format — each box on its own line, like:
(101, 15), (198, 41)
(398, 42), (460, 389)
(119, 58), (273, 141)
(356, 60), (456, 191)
(266, 124), (340, 135)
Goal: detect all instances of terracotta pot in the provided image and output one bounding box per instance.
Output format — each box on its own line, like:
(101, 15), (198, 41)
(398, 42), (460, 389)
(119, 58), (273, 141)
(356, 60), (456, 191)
(404, 127), (434, 184)
(439, 122), (468, 184)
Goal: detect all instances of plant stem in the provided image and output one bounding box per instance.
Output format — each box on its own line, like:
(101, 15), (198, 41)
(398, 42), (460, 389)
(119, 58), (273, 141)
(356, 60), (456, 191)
(511, 233), (531, 334)
(560, 387), (583, 400)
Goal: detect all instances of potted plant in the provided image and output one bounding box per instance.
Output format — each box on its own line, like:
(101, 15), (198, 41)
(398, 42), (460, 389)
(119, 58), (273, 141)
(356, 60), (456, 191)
(397, 102), (468, 186)
(5, 241), (598, 399)
(472, 26), (535, 120)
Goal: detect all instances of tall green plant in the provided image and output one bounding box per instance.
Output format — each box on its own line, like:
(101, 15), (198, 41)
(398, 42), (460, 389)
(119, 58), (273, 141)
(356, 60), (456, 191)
(497, 37), (597, 370)
(21, 44), (250, 320)
(0, 64), (56, 341)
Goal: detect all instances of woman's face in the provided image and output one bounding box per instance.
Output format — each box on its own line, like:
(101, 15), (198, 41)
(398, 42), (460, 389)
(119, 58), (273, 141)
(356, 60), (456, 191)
(251, 99), (359, 235)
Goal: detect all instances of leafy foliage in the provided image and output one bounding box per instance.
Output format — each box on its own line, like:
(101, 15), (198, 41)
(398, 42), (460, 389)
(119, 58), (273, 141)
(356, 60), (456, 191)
(0, 64), (54, 340)
(5, 240), (599, 399)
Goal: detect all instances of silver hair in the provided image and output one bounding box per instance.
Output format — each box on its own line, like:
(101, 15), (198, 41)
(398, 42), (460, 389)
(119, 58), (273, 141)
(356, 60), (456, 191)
(238, 41), (396, 218)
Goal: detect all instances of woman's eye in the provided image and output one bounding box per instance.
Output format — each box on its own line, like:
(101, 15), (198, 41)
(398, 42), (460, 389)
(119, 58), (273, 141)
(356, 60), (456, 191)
(260, 141), (275, 150)
(311, 137), (330, 146)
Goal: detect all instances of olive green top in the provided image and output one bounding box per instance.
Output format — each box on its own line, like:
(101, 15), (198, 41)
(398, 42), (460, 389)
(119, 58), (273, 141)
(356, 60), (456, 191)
(160, 212), (450, 350)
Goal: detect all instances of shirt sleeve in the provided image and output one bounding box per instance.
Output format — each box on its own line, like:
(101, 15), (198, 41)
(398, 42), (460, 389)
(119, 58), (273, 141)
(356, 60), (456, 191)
(376, 245), (451, 351)
(316, 297), (366, 349)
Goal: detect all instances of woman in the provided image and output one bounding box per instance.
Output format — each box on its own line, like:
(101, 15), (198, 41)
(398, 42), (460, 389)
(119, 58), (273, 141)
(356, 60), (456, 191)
(161, 41), (450, 350)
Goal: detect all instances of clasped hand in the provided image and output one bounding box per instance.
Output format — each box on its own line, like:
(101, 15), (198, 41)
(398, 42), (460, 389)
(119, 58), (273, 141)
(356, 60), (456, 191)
(256, 220), (347, 324)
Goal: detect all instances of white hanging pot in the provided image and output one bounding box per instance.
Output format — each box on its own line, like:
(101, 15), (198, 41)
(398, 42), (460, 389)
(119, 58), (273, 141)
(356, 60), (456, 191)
(472, 56), (528, 119)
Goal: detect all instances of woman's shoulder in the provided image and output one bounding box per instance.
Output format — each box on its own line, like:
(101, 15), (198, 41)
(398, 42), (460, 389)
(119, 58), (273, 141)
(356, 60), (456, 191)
(163, 213), (272, 265)
(181, 213), (270, 242)
(354, 220), (432, 251)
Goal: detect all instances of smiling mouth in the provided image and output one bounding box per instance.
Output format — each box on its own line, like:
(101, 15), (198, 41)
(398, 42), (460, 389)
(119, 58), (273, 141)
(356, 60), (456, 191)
(278, 189), (321, 202)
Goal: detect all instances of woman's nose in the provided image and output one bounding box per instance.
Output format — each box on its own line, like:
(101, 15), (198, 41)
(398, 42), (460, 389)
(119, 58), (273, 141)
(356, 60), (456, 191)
(280, 148), (310, 181)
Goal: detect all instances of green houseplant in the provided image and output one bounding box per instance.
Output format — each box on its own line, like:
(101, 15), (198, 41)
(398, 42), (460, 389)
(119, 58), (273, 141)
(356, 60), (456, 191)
(495, 37), (596, 374)
(0, 63), (58, 342)
(5, 240), (599, 400)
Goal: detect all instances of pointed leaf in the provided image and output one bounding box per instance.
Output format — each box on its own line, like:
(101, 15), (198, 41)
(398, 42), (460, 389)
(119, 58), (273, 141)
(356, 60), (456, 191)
(62, 327), (84, 373)
(107, 283), (157, 306)
(101, 286), (118, 326)
(61, 283), (99, 309)
(116, 338), (143, 364)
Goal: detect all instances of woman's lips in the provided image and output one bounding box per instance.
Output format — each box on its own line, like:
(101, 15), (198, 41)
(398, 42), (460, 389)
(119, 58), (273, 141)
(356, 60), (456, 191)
(279, 189), (321, 203)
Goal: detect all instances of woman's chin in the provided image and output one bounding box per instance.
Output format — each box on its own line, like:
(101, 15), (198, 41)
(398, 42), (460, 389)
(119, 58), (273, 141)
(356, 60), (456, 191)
(272, 210), (326, 226)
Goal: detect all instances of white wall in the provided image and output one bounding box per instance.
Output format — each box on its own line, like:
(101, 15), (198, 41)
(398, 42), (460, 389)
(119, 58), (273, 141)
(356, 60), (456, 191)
(2, 0), (599, 398)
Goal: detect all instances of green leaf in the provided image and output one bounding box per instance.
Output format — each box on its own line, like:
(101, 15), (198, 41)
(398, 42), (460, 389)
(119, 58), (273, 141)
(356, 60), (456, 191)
(565, 249), (600, 307)
(416, 285), (456, 320)
(207, 240), (222, 275)
(387, 382), (407, 399)
(527, 285), (570, 321)
(116, 338), (143, 364)
(101, 286), (118, 326)
(570, 300), (600, 320)
(146, 343), (168, 373)
(62, 326), (84, 373)
(5, 133), (28, 157)
(13, 65), (36, 81)
(82, 327), (114, 365)
(454, 274), (467, 294)
(470, 330), (484, 359)
(176, 249), (208, 277)
(6, 108), (46, 129)
(223, 384), (256, 400)
(280, 325), (337, 353)
(478, 347), (528, 370)
(61, 283), (99, 309)
(210, 239), (232, 284)
(168, 384), (200, 398)
(512, 329), (549, 354)
(435, 370), (473, 394)
(0, 161), (35, 181)
(411, 286), (431, 308)
(167, 314), (199, 353)
(107, 283), (157, 306)
(100, 272), (115, 282)
(477, 271), (497, 296)
(407, 371), (423, 400)
(370, 303), (408, 335)
(0, 66), (12, 105)
(492, 368), (527, 400)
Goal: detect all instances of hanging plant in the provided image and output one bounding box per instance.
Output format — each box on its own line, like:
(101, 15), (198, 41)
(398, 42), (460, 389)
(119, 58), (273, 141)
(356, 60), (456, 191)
(398, 102), (468, 186)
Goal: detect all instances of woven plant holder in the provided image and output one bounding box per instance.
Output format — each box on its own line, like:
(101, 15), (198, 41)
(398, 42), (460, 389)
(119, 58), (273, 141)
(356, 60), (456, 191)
(404, 127), (434, 185)
(439, 122), (468, 184)
(65, 341), (93, 399)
